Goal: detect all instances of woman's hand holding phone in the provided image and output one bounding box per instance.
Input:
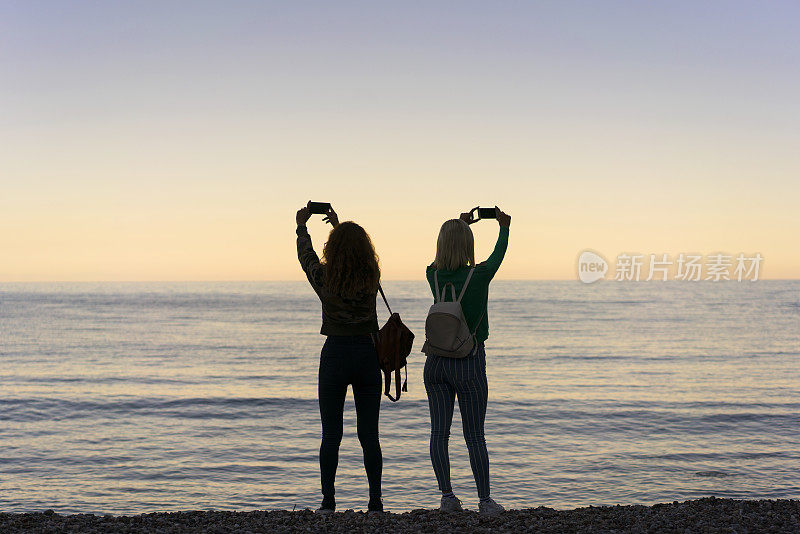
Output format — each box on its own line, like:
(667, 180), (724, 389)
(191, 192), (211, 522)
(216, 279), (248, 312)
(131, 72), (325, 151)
(460, 207), (478, 225)
(462, 205), (509, 227)
(296, 206), (311, 226)
(298, 201), (338, 227)
(495, 206), (511, 228)
(322, 207), (339, 227)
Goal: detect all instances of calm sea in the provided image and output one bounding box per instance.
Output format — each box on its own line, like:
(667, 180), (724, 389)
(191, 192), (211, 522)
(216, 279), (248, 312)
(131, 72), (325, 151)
(1, 281), (798, 514)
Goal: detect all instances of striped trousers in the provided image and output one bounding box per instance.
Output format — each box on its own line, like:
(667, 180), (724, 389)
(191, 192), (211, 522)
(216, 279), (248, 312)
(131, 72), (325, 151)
(423, 342), (490, 499)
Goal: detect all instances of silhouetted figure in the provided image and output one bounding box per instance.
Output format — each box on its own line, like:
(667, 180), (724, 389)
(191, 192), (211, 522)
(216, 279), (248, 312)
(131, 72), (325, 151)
(423, 207), (510, 515)
(295, 205), (384, 514)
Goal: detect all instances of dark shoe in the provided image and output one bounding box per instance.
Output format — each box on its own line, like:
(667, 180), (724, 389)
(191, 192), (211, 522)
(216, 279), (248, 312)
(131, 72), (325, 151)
(315, 497), (335, 515)
(440, 494), (463, 512)
(367, 498), (384, 514)
(478, 497), (504, 516)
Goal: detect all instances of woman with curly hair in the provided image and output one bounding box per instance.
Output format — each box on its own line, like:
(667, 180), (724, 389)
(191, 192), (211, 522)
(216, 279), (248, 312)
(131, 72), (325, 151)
(295, 204), (383, 514)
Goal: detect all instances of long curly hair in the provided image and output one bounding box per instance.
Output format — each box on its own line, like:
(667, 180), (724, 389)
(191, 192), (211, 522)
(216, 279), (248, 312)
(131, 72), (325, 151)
(322, 221), (380, 298)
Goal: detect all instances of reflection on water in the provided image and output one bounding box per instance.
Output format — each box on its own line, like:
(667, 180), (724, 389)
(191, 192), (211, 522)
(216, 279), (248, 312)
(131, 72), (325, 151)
(0, 281), (798, 513)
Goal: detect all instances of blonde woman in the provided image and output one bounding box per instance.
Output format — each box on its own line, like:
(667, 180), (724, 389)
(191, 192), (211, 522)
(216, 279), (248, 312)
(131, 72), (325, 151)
(424, 206), (510, 515)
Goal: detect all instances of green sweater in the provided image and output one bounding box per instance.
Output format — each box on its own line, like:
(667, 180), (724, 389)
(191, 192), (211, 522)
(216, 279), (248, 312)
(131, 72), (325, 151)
(425, 226), (509, 343)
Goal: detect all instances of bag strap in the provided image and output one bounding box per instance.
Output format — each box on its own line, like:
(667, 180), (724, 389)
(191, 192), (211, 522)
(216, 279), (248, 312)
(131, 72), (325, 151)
(471, 309), (485, 336)
(376, 284), (407, 402)
(383, 367), (392, 399)
(382, 322), (407, 402)
(457, 268), (475, 302)
(393, 345), (402, 401)
(378, 284), (392, 315)
(446, 283), (456, 302)
(434, 272), (450, 303)
(435, 270), (472, 303)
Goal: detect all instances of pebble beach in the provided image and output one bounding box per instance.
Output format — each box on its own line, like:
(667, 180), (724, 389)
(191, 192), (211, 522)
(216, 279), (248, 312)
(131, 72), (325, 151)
(3, 498), (799, 533)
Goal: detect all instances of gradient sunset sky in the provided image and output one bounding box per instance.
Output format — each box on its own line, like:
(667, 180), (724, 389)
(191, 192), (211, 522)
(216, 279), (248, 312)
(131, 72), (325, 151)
(2, 1), (798, 281)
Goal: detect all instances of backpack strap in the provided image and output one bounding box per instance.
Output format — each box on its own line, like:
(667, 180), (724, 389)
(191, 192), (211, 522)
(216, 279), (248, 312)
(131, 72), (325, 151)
(434, 267), (483, 339)
(471, 309), (485, 336)
(378, 284), (392, 315)
(457, 268), (476, 302)
(458, 267), (483, 337)
(435, 269), (471, 303)
(446, 283), (456, 302)
(434, 271), (453, 302)
(376, 284), (409, 402)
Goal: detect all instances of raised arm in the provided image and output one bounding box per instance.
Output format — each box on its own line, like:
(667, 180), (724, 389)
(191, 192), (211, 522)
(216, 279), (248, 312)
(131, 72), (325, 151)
(296, 207), (324, 294)
(478, 207), (511, 278)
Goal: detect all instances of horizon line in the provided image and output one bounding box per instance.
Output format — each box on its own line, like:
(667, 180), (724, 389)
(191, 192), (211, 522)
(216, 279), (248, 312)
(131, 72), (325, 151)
(1, 278), (798, 283)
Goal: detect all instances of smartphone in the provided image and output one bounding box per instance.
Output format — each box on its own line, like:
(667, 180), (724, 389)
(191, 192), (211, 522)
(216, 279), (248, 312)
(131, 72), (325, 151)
(478, 207), (497, 219)
(307, 201), (332, 214)
(471, 207), (497, 220)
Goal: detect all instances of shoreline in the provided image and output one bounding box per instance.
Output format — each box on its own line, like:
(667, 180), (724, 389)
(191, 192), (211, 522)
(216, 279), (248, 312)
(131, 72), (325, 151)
(2, 497), (799, 533)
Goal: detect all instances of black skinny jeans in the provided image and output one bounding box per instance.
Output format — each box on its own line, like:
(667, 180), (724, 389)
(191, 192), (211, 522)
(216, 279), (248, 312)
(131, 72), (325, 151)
(318, 334), (382, 501)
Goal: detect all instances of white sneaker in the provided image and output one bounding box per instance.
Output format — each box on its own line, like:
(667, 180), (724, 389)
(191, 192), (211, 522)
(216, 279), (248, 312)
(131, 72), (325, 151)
(439, 494), (463, 512)
(478, 498), (504, 515)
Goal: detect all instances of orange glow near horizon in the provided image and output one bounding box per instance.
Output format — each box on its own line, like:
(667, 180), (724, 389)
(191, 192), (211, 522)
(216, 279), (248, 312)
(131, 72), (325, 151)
(2, 3), (799, 281)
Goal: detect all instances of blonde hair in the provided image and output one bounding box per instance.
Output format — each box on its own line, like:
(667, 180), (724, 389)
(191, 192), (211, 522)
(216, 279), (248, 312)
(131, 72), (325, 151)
(432, 219), (475, 271)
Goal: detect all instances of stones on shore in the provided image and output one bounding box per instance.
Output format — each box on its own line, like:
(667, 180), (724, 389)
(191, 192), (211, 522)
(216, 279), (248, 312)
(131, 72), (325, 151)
(1, 498), (799, 533)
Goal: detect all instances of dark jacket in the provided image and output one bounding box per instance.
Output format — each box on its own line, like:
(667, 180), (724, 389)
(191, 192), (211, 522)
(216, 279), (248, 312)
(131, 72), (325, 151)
(296, 224), (379, 336)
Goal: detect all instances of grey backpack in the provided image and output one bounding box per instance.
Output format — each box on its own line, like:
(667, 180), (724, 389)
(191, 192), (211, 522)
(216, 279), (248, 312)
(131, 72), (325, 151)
(422, 268), (484, 358)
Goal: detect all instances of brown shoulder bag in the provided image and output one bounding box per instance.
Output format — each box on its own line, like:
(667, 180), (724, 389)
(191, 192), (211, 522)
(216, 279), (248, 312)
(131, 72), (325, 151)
(373, 285), (414, 402)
